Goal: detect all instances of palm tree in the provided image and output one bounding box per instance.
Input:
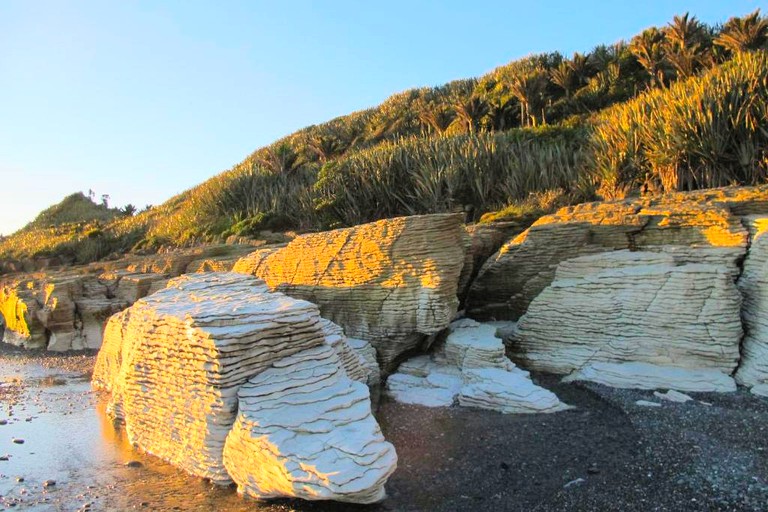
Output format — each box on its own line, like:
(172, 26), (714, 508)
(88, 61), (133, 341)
(257, 143), (302, 174)
(508, 68), (549, 127)
(417, 105), (455, 134)
(452, 96), (489, 133)
(715, 10), (768, 53)
(306, 131), (347, 163)
(630, 28), (669, 87)
(550, 61), (574, 97)
(663, 13), (710, 79)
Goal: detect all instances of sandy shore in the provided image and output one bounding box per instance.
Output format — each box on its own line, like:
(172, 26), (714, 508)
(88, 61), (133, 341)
(0, 346), (766, 511)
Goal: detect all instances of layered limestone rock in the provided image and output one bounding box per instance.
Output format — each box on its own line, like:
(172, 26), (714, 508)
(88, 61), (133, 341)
(386, 319), (568, 414)
(1, 274), (127, 350)
(509, 251), (742, 388)
(467, 185), (768, 320)
(735, 216), (768, 392)
(0, 245), (259, 351)
(223, 344), (396, 503)
(93, 272), (395, 502)
(233, 214), (467, 371)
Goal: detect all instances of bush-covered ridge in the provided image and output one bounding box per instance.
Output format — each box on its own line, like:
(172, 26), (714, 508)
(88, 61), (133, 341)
(2, 10), (767, 265)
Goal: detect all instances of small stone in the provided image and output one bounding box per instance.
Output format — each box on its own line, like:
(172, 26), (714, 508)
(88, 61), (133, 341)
(124, 461), (142, 468)
(635, 400), (662, 408)
(654, 390), (693, 403)
(11, 439), (24, 444)
(500, 462), (510, 471)
(43, 480), (56, 488)
(587, 466), (600, 474)
(564, 478), (586, 488)
(0, 420), (7, 426)
(0, 455), (8, 461)
(15, 477), (23, 482)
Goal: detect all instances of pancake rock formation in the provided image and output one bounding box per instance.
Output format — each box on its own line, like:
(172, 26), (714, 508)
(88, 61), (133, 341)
(92, 272), (395, 503)
(386, 319), (569, 414)
(0, 245), (257, 351)
(736, 216), (768, 393)
(467, 185), (768, 320)
(509, 251), (742, 390)
(233, 213), (468, 371)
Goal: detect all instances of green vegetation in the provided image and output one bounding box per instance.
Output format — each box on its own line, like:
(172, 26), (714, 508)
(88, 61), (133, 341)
(2, 10), (768, 269)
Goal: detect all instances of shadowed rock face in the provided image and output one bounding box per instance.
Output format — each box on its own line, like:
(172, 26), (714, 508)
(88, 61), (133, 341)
(736, 216), (768, 391)
(233, 214), (468, 372)
(467, 185), (768, 321)
(93, 272), (396, 503)
(509, 251), (743, 388)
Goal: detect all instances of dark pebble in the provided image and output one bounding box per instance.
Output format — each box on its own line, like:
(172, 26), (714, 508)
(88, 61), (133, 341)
(43, 480), (55, 488)
(11, 439), (24, 445)
(124, 461), (143, 468)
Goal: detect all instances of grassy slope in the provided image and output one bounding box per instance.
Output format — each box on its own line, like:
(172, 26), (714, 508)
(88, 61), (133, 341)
(2, 11), (766, 266)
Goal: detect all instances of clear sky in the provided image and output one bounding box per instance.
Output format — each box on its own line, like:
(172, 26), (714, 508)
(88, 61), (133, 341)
(0, 0), (764, 235)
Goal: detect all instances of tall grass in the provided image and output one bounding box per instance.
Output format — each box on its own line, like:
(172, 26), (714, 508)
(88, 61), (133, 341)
(314, 127), (590, 226)
(591, 50), (768, 198)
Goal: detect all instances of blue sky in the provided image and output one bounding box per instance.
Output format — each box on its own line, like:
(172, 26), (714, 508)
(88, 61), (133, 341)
(0, 0), (764, 234)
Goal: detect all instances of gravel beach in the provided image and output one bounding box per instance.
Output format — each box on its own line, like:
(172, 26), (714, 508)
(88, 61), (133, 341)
(0, 346), (766, 511)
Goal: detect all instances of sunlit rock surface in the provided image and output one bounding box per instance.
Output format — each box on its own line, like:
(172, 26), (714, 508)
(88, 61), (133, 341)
(563, 362), (737, 392)
(467, 185), (768, 320)
(1, 275), (127, 350)
(93, 272), (395, 502)
(386, 319), (568, 414)
(736, 216), (768, 393)
(509, 251), (742, 386)
(223, 344), (396, 503)
(233, 213), (467, 371)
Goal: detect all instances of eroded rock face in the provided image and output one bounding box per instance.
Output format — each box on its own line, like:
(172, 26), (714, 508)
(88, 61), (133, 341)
(1, 275), (127, 350)
(223, 345), (396, 503)
(385, 319), (569, 414)
(93, 272), (395, 502)
(233, 214), (468, 371)
(0, 246), (258, 351)
(562, 362), (736, 392)
(736, 216), (768, 392)
(509, 251), (742, 386)
(467, 185), (768, 320)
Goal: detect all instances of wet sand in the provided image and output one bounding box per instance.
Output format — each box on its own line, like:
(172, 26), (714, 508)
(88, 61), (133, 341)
(1, 348), (767, 511)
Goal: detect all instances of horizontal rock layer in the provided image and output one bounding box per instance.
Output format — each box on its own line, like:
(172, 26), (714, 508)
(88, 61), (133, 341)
(563, 362), (736, 392)
(233, 214), (468, 371)
(467, 185), (768, 320)
(509, 251), (742, 382)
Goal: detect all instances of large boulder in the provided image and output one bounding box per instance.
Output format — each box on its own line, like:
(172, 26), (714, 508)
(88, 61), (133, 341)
(233, 214), (468, 371)
(92, 272), (395, 502)
(509, 251), (742, 390)
(466, 185), (768, 320)
(736, 216), (768, 392)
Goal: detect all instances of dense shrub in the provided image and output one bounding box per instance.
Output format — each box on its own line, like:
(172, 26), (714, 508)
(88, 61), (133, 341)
(590, 50), (768, 198)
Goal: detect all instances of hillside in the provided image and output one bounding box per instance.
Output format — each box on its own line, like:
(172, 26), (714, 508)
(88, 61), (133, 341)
(2, 10), (767, 270)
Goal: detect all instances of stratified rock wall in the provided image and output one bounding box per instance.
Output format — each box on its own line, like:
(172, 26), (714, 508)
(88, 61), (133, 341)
(736, 216), (768, 391)
(467, 186), (768, 320)
(233, 214), (467, 370)
(510, 251), (742, 382)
